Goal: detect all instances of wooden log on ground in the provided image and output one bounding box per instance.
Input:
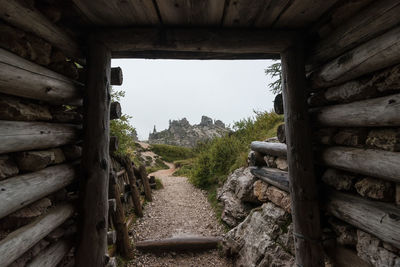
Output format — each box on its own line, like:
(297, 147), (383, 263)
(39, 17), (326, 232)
(139, 165), (152, 202)
(121, 156), (143, 217)
(325, 189), (400, 249)
(111, 67), (123, 86)
(250, 141), (287, 157)
(27, 239), (73, 267)
(110, 102), (122, 120)
(109, 136), (119, 154)
(108, 172), (131, 258)
(0, 163), (77, 219)
(277, 124), (286, 143)
(0, 204), (74, 267)
(76, 37), (111, 267)
(313, 93), (400, 127)
(321, 146), (400, 183)
(107, 231), (117, 245)
(282, 42), (324, 266)
(311, 26), (400, 89)
(308, 0), (400, 67)
(0, 94), (52, 121)
(135, 237), (221, 251)
(0, 48), (82, 105)
(274, 94), (284, 114)
(0, 120), (80, 154)
(308, 64), (400, 106)
(249, 167), (289, 192)
(0, 1), (81, 59)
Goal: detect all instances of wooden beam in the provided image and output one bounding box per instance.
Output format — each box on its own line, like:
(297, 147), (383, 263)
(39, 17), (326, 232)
(0, 48), (82, 105)
(138, 165), (152, 202)
(0, 163), (77, 219)
(0, 120), (80, 154)
(0, 204), (74, 267)
(76, 36), (111, 267)
(325, 189), (400, 249)
(311, 26), (400, 89)
(313, 93), (400, 127)
(121, 156), (143, 217)
(99, 27), (295, 56)
(27, 239), (73, 267)
(281, 42), (324, 266)
(322, 146), (400, 183)
(250, 141), (287, 157)
(249, 167), (289, 192)
(0, 1), (82, 59)
(110, 102), (122, 120)
(135, 237), (221, 251)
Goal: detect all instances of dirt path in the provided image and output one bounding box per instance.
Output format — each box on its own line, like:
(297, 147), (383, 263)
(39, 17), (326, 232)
(128, 162), (232, 267)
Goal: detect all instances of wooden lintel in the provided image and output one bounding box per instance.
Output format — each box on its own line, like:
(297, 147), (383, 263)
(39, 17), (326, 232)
(98, 27), (296, 57)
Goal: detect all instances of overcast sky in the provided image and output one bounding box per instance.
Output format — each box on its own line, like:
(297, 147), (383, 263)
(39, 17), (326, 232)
(111, 59), (278, 140)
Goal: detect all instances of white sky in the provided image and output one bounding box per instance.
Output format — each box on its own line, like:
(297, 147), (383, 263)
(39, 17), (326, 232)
(111, 59), (278, 140)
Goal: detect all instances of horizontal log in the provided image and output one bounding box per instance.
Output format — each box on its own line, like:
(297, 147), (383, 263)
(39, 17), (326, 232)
(0, 121), (81, 154)
(0, 1), (81, 59)
(27, 239), (73, 267)
(0, 204), (74, 266)
(325, 189), (400, 249)
(308, 0), (400, 67)
(110, 102), (122, 120)
(111, 67), (123, 86)
(135, 236), (221, 251)
(322, 146), (400, 183)
(0, 163), (78, 219)
(0, 48), (83, 105)
(250, 141), (287, 157)
(249, 167), (289, 192)
(311, 26), (400, 88)
(308, 64), (400, 106)
(274, 94), (284, 114)
(313, 94), (400, 127)
(99, 28), (295, 56)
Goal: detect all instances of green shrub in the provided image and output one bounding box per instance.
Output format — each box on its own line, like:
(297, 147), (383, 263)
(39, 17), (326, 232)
(149, 144), (195, 162)
(155, 178), (164, 190)
(146, 158), (169, 173)
(173, 158), (194, 177)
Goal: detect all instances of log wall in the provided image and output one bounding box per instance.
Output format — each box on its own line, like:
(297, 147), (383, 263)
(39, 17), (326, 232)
(0, 17), (82, 266)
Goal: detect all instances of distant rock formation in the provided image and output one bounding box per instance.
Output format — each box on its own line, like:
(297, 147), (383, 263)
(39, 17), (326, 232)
(148, 116), (229, 147)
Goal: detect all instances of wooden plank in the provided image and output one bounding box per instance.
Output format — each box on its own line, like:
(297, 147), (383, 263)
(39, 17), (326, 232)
(99, 27), (295, 55)
(281, 42), (324, 266)
(0, 48), (82, 105)
(0, 204), (74, 267)
(72, 0), (159, 25)
(325, 189), (400, 249)
(76, 37), (111, 267)
(222, 0), (269, 27)
(157, 0), (225, 25)
(0, 1), (81, 59)
(27, 239), (73, 267)
(254, 0), (291, 28)
(250, 141), (287, 157)
(0, 121), (80, 154)
(274, 0), (338, 28)
(311, 26), (400, 89)
(135, 237), (221, 251)
(314, 93), (400, 127)
(308, 0), (400, 67)
(0, 163), (77, 219)
(249, 167), (289, 192)
(322, 146), (400, 183)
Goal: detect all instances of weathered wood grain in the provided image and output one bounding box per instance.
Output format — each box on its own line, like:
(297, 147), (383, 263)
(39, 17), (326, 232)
(135, 237), (221, 251)
(0, 204), (74, 266)
(110, 102), (122, 120)
(27, 239), (73, 267)
(249, 167), (289, 192)
(111, 67), (123, 86)
(250, 141), (287, 157)
(0, 48), (82, 105)
(121, 156), (143, 217)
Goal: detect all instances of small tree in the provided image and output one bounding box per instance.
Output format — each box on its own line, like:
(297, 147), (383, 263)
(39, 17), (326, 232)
(265, 61), (282, 94)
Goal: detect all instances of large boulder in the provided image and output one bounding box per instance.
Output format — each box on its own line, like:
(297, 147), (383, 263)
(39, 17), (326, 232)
(222, 202), (294, 267)
(218, 168), (259, 227)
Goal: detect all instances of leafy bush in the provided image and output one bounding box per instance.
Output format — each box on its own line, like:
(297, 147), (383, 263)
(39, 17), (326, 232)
(146, 158), (169, 173)
(189, 111), (283, 189)
(173, 159), (194, 177)
(149, 144), (195, 162)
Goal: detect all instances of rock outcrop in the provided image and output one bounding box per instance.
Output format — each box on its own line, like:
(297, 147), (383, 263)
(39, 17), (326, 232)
(148, 116), (228, 147)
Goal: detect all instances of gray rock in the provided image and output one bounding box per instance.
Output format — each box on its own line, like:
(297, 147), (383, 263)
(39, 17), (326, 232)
(0, 155), (19, 180)
(357, 230), (400, 267)
(222, 202), (294, 267)
(275, 157), (288, 171)
(366, 129), (400, 152)
(322, 168), (354, 191)
(355, 177), (394, 201)
(328, 217), (357, 246)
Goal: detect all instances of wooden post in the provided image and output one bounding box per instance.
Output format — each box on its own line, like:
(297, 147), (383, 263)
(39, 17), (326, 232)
(76, 36), (111, 267)
(121, 156), (143, 217)
(139, 165), (152, 202)
(281, 42), (324, 266)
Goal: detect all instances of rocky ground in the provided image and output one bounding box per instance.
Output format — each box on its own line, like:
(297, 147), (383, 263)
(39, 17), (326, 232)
(127, 164), (232, 267)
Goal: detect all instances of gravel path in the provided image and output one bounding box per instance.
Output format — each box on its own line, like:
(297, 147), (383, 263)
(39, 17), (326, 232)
(128, 164), (232, 267)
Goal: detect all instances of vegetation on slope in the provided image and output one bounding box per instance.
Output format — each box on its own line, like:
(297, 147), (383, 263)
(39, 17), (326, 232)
(149, 144), (195, 163)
